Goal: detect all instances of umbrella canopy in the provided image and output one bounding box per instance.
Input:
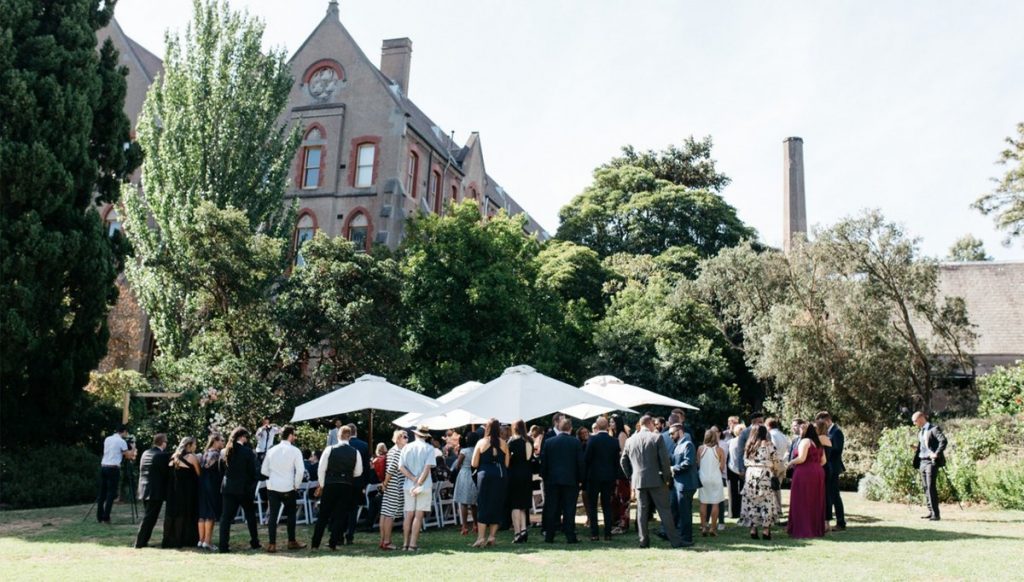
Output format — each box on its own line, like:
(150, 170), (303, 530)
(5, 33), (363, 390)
(290, 374), (439, 423)
(392, 381), (487, 427)
(413, 365), (627, 427)
(561, 375), (698, 419)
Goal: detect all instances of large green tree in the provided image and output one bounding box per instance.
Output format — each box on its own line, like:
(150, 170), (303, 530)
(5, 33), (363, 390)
(947, 234), (991, 262)
(400, 202), (545, 394)
(1, 0), (139, 445)
(557, 138), (753, 260)
(974, 122), (1024, 246)
(698, 211), (976, 427)
(121, 0), (299, 432)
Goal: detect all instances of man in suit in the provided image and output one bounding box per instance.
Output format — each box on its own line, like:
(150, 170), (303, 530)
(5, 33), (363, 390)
(541, 418), (583, 543)
(344, 423), (372, 545)
(584, 417), (620, 541)
(912, 411), (947, 521)
(660, 412), (683, 533)
(816, 411), (846, 531)
(620, 415), (689, 548)
(670, 422), (699, 545)
(133, 434), (170, 548)
(544, 413), (566, 441)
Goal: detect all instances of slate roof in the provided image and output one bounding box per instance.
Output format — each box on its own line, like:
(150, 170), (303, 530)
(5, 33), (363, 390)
(936, 261), (1024, 356)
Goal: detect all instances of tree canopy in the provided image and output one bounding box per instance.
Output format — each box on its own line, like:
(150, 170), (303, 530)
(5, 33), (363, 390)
(974, 122), (1024, 247)
(947, 234), (991, 261)
(1, 0), (139, 445)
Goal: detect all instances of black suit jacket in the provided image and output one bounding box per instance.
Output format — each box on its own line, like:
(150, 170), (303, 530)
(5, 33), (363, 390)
(136, 447), (170, 501)
(350, 437), (374, 485)
(584, 432), (621, 483)
(828, 424), (846, 474)
(913, 424), (948, 469)
(540, 433), (583, 486)
(223, 443), (259, 496)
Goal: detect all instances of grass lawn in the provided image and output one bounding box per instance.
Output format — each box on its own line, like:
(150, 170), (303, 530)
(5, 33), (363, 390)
(2, 492), (1022, 581)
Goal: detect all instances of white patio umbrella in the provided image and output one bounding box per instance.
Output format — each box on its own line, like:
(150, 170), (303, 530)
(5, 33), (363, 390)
(412, 365), (628, 427)
(392, 381), (487, 427)
(561, 375), (699, 419)
(290, 374), (439, 448)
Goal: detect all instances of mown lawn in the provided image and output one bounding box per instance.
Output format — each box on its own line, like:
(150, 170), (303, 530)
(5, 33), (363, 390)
(1, 493), (1022, 581)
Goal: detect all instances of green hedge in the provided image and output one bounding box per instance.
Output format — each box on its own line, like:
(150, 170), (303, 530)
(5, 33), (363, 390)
(862, 414), (1024, 505)
(0, 446), (102, 509)
(978, 360), (1024, 417)
(977, 455), (1024, 510)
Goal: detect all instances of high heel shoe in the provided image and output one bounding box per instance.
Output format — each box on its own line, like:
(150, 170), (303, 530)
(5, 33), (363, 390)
(762, 530), (772, 540)
(471, 538), (486, 548)
(512, 531), (525, 544)
(750, 531), (759, 540)
(486, 538), (496, 547)
(460, 526), (469, 536)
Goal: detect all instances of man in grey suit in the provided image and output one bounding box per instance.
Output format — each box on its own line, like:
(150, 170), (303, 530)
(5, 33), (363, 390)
(620, 415), (690, 548)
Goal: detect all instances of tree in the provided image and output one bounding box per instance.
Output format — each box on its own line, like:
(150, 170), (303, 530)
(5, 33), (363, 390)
(556, 139), (753, 260)
(400, 202), (544, 394)
(1, 0), (140, 446)
(973, 122), (1024, 246)
(120, 0), (299, 432)
(947, 234), (991, 261)
(697, 211), (976, 428)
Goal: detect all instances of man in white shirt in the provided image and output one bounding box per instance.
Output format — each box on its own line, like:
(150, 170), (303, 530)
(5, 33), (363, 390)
(326, 419), (342, 447)
(399, 425), (436, 551)
(254, 418), (280, 463)
(311, 425), (363, 550)
(260, 425), (307, 553)
(766, 417), (790, 516)
(97, 424), (136, 523)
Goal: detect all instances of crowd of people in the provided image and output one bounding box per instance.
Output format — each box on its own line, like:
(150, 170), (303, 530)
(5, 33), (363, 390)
(98, 407), (949, 553)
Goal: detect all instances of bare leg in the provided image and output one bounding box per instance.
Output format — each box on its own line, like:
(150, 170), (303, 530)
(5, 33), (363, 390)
(409, 511), (424, 548)
(473, 522), (487, 546)
(487, 523), (499, 544)
(699, 504), (708, 533)
(710, 504), (720, 531)
(380, 516), (393, 546)
(402, 512), (414, 548)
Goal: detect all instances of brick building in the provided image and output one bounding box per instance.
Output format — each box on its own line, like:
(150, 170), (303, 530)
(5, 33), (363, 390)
(95, 2), (547, 372)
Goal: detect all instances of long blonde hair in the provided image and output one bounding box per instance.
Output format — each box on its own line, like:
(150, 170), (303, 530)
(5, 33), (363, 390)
(170, 436), (197, 466)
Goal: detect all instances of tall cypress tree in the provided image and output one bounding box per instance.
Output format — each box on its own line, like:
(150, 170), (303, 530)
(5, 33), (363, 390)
(0, 0), (139, 446)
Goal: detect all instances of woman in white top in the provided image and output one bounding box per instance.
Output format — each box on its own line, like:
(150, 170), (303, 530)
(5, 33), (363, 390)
(697, 428), (727, 536)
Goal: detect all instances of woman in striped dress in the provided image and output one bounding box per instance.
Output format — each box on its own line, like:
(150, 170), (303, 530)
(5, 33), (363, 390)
(378, 429), (408, 551)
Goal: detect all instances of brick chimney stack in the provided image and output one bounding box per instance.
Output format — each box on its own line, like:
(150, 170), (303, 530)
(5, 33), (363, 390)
(381, 38), (412, 96)
(783, 137), (807, 254)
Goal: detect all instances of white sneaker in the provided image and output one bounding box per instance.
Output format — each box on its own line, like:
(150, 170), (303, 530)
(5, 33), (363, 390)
(717, 524), (725, 531)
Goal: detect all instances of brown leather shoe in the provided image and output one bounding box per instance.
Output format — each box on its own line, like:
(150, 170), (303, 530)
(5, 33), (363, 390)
(287, 541), (307, 550)
(265, 544), (277, 554)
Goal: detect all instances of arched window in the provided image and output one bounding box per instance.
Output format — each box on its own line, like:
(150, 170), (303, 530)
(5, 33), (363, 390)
(468, 186), (479, 200)
(430, 170), (442, 213)
(300, 126), (325, 189)
(103, 206), (122, 238)
(294, 211), (317, 266)
(406, 150), (420, 197)
(355, 143), (376, 187)
(451, 183), (459, 203)
(344, 210), (372, 252)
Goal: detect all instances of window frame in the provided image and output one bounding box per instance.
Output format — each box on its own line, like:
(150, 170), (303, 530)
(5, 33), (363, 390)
(406, 150), (420, 198)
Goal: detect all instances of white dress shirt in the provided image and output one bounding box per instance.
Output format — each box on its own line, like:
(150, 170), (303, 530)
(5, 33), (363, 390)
(261, 441), (305, 492)
(101, 433), (129, 467)
(255, 425), (280, 453)
(318, 440), (363, 485)
(769, 428), (791, 463)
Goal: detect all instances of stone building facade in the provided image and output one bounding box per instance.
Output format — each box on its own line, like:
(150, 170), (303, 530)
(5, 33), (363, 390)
(94, 2), (547, 372)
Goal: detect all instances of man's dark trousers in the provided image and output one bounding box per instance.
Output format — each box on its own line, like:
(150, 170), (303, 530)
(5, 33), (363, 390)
(267, 490), (298, 545)
(312, 483), (353, 549)
(134, 499), (163, 547)
(586, 479), (615, 538)
(826, 471), (846, 527)
(219, 492), (260, 551)
(543, 483), (579, 542)
(97, 466), (120, 522)
(920, 459), (940, 519)
(675, 488), (696, 543)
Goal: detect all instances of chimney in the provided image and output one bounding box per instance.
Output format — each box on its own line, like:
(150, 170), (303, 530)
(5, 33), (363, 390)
(783, 137), (807, 254)
(380, 38), (412, 96)
(326, 0), (339, 19)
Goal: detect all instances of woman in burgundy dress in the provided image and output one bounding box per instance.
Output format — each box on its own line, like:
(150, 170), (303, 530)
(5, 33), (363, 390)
(787, 423), (827, 538)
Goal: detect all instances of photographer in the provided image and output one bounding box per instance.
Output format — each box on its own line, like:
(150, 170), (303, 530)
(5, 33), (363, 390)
(254, 418), (280, 464)
(97, 424), (136, 524)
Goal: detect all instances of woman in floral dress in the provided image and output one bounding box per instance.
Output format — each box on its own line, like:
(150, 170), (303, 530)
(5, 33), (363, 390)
(740, 425), (781, 540)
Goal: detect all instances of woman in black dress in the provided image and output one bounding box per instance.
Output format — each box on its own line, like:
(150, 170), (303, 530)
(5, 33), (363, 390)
(197, 433), (224, 550)
(507, 419), (534, 544)
(471, 418), (509, 547)
(162, 436), (200, 548)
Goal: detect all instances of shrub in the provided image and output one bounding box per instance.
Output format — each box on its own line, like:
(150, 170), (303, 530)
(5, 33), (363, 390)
(86, 368), (150, 407)
(838, 423), (877, 490)
(293, 424), (326, 455)
(977, 455), (1024, 510)
(978, 360), (1024, 417)
(0, 446), (102, 509)
(863, 425), (922, 503)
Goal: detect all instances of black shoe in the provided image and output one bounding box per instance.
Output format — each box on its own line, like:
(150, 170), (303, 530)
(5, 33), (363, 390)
(249, 544), (262, 551)
(672, 541), (694, 548)
(833, 525), (846, 532)
(920, 515), (934, 519)
(567, 538), (579, 544)
(750, 532), (759, 540)
(345, 537), (353, 546)
(929, 517), (941, 521)
(638, 542), (650, 549)
(762, 532), (772, 540)
(543, 537), (554, 544)
(603, 534), (612, 541)
(655, 531), (668, 540)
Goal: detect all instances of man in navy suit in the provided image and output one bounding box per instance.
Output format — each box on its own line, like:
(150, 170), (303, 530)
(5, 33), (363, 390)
(541, 418), (583, 543)
(669, 422), (699, 545)
(816, 411), (846, 531)
(583, 417), (620, 541)
(344, 423), (372, 544)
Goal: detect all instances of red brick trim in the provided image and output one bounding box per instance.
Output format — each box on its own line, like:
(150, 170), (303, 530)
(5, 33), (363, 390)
(296, 123), (328, 189)
(302, 59), (345, 84)
(342, 206), (374, 251)
(430, 165), (443, 213)
(406, 147), (421, 198)
(348, 136), (382, 187)
(296, 208), (319, 231)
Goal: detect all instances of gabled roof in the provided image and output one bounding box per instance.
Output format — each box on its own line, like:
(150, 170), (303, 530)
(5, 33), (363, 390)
(937, 261), (1024, 356)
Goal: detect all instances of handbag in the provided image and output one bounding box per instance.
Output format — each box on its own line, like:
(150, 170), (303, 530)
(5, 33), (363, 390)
(770, 476), (781, 491)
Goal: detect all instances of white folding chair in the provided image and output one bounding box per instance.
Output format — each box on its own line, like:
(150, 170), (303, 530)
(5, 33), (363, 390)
(435, 482), (459, 527)
(356, 483), (380, 525)
(422, 482), (441, 529)
(255, 482), (268, 524)
(531, 475), (545, 515)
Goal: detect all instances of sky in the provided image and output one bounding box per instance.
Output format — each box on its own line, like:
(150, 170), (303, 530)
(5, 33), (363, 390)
(113, 0), (1024, 260)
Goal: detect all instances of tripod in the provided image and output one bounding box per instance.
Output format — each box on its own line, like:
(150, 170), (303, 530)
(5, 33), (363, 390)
(82, 456), (139, 524)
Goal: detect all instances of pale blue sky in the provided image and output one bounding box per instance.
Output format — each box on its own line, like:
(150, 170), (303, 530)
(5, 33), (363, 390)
(114, 0), (1024, 259)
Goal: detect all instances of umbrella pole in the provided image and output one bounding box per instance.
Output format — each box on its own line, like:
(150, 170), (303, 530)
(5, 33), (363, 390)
(369, 408), (374, 451)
